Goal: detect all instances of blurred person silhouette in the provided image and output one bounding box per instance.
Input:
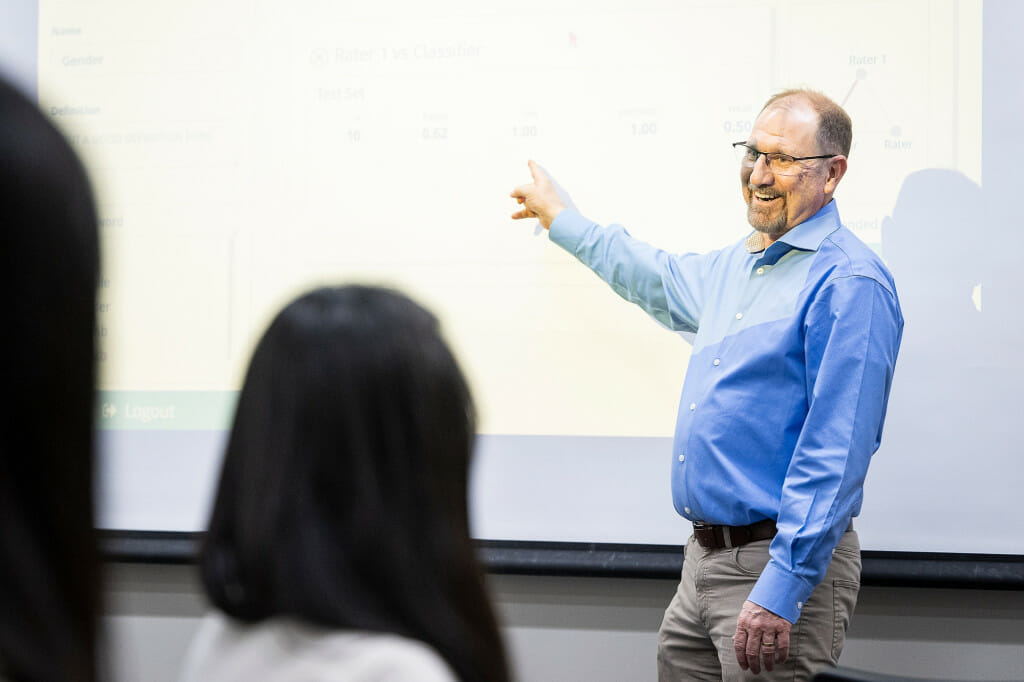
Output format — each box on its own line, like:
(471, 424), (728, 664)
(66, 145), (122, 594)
(0, 78), (101, 681)
(180, 285), (510, 682)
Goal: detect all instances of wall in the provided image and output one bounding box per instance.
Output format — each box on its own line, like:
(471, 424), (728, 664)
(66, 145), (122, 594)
(104, 563), (1024, 681)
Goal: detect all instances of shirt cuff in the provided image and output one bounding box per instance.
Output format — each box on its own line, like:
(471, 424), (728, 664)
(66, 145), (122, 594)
(746, 559), (816, 624)
(547, 208), (592, 252)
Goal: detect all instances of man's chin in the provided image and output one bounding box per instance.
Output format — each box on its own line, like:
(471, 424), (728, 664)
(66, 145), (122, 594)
(751, 225), (787, 237)
(746, 211), (787, 236)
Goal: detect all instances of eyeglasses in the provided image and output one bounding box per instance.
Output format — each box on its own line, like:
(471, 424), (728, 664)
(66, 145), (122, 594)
(732, 142), (837, 175)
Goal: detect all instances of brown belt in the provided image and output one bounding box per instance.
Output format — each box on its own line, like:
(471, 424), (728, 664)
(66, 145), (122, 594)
(693, 519), (854, 549)
(693, 518), (777, 549)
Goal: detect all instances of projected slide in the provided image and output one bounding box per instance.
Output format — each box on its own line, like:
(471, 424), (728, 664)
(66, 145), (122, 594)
(39, 0), (979, 431)
(31, 0), (1005, 549)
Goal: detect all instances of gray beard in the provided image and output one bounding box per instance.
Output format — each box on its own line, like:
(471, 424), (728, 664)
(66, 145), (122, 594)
(746, 202), (788, 235)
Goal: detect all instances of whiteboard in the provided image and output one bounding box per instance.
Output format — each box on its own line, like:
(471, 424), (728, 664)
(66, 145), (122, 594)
(7, 0), (1022, 555)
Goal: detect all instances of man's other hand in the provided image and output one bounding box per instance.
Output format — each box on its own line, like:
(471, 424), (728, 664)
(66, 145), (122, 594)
(733, 600), (792, 674)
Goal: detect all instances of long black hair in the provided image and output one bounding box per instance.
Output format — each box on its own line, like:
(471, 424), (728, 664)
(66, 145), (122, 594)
(0, 78), (101, 681)
(200, 285), (509, 682)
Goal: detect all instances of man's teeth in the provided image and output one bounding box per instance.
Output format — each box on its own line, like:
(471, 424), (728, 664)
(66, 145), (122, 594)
(755, 192), (778, 200)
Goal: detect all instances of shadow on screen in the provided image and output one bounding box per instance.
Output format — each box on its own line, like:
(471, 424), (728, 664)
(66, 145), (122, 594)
(876, 168), (1022, 547)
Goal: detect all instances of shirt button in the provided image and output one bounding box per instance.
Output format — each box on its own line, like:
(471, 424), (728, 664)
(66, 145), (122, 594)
(689, 402), (696, 411)
(678, 454), (685, 462)
(684, 507), (691, 514)
(735, 312), (743, 320)
(713, 358), (721, 366)
(756, 267), (765, 275)
(797, 602), (803, 609)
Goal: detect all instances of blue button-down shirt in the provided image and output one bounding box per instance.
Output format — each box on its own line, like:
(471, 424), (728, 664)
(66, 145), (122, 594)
(549, 200), (902, 622)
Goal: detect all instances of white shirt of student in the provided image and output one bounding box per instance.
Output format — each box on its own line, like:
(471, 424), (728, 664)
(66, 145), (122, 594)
(179, 612), (458, 682)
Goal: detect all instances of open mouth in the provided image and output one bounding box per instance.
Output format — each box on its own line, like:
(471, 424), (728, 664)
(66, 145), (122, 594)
(752, 191), (781, 203)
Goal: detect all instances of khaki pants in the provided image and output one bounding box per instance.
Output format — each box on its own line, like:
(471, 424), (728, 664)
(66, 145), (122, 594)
(657, 529), (861, 682)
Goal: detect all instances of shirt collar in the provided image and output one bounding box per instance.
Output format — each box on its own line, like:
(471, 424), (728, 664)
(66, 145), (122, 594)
(744, 200), (842, 254)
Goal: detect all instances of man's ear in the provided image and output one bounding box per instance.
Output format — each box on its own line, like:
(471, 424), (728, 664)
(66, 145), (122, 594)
(824, 155), (848, 195)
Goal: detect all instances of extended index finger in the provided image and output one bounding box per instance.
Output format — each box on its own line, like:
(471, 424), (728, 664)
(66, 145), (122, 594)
(527, 159), (549, 185)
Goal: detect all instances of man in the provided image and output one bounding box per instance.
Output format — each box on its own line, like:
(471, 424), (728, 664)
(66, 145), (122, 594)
(510, 89), (902, 680)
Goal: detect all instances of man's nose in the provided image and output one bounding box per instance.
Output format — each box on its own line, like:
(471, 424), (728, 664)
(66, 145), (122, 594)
(749, 154), (774, 186)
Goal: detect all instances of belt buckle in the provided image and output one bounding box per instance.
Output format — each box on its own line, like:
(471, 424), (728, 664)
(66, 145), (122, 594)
(693, 521), (720, 549)
(694, 521), (737, 549)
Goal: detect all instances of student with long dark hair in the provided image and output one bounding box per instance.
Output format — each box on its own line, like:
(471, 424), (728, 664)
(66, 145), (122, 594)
(181, 285), (510, 682)
(0, 77), (101, 682)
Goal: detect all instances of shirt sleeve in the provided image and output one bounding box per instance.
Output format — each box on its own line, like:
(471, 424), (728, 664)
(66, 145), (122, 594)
(747, 274), (903, 623)
(548, 208), (706, 333)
